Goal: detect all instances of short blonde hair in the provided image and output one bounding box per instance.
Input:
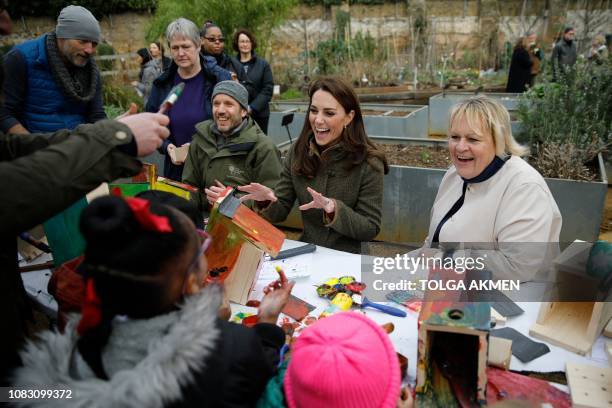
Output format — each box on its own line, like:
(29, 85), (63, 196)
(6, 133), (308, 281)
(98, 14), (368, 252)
(593, 34), (606, 47)
(449, 95), (529, 158)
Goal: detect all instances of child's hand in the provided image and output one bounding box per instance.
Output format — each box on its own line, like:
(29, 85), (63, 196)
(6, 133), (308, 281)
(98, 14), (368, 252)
(396, 387), (413, 408)
(258, 270), (295, 324)
(218, 286), (231, 320)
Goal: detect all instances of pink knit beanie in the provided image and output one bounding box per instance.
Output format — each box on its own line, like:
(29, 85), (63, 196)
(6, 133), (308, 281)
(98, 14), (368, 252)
(284, 312), (401, 408)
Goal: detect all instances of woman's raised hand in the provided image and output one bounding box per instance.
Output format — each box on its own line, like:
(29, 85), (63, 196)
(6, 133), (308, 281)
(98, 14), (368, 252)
(299, 187), (335, 214)
(237, 183), (277, 203)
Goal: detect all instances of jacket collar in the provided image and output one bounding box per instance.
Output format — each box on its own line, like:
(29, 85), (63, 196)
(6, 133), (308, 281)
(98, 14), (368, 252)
(153, 53), (214, 86)
(307, 136), (345, 161)
(12, 287), (222, 408)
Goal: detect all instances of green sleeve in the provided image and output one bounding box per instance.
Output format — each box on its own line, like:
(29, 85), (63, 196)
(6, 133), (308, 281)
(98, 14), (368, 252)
(0, 120), (141, 234)
(182, 140), (205, 213)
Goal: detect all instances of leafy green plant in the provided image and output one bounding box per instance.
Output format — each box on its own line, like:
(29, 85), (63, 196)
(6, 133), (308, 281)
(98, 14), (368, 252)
(279, 88), (305, 100)
(96, 43), (116, 72)
(147, 0), (296, 56)
(517, 59), (612, 180)
(102, 78), (143, 112)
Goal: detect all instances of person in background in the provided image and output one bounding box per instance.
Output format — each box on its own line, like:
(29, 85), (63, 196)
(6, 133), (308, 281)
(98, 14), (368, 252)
(132, 46), (165, 106)
(239, 77), (389, 254)
(506, 36), (533, 93)
(257, 312), (409, 408)
(148, 41), (172, 71)
(0, 5), (106, 134)
(551, 27), (577, 81)
(587, 34), (609, 64)
(421, 95), (561, 281)
(183, 81), (281, 214)
(146, 18), (231, 181)
(12, 195), (293, 406)
(526, 32), (543, 87)
(232, 28), (274, 133)
(200, 21), (247, 82)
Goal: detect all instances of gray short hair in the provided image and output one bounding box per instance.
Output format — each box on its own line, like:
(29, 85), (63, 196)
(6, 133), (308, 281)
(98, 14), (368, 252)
(165, 18), (201, 48)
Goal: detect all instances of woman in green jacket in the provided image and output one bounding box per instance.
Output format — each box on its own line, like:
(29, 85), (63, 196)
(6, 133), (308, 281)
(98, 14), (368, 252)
(239, 77), (388, 254)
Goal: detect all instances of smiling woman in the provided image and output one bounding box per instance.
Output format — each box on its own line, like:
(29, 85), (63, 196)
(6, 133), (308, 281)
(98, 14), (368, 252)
(422, 95), (562, 281)
(238, 77), (389, 254)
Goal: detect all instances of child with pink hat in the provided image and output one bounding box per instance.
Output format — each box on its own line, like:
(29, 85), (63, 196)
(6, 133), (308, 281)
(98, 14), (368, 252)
(258, 311), (407, 407)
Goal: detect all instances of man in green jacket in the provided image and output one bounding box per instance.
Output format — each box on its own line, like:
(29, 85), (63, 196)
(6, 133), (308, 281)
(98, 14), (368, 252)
(182, 80), (281, 213)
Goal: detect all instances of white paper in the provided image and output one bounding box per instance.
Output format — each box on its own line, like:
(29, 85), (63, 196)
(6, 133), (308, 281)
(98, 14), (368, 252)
(259, 255), (312, 281)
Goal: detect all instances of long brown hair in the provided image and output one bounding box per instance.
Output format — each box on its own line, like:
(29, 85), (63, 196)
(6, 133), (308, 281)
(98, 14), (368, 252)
(292, 76), (389, 178)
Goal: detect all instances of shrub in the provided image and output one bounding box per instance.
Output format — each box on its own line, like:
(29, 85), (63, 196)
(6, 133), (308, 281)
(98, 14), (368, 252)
(96, 43), (116, 73)
(517, 59), (612, 180)
(102, 78), (143, 112)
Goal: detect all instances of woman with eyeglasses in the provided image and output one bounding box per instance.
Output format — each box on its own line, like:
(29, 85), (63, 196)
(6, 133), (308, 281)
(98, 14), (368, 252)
(200, 22), (250, 85)
(13, 194), (293, 406)
(146, 18), (232, 181)
(232, 28), (274, 133)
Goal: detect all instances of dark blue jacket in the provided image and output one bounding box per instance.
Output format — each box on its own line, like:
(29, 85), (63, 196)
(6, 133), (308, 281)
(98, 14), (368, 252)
(0, 34), (105, 133)
(145, 54), (231, 179)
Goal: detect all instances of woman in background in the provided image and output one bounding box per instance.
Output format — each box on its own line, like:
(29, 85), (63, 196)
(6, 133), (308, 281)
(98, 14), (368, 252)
(506, 36), (533, 93)
(233, 28), (274, 133)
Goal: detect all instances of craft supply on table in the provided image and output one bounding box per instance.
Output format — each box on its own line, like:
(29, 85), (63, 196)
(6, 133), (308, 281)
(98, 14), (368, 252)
(386, 289), (423, 313)
(315, 277), (407, 318)
(491, 327), (550, 363)
(268, 243), (316, 261)
(259, 257), (311, 280)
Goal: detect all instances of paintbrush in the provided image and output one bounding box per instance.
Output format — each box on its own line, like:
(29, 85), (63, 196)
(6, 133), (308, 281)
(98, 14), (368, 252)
(352, 294), (407, 317)
(158, 82), (185, 114)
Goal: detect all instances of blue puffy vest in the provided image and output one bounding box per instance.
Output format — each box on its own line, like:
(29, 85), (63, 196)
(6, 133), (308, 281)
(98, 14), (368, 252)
(15, 34), (88, 133)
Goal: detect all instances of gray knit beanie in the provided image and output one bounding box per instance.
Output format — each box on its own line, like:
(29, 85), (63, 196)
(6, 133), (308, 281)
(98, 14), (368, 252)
(56, 5), (101, 43)
(212, 81), (249, 110)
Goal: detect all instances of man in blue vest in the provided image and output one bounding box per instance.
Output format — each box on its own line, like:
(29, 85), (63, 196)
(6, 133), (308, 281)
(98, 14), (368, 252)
(0, 5), (105, 134)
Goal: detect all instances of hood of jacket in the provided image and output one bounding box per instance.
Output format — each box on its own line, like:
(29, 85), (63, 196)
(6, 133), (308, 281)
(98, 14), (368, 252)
(12, 286), (221, 408)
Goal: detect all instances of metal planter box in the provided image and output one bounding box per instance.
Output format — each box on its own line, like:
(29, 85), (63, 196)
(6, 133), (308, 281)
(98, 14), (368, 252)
(268, 102), (429, 146)
(428, 92), (522, 138)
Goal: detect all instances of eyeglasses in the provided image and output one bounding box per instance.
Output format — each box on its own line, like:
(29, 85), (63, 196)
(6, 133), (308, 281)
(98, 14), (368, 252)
(204, 37), (225, 43)
(182, 229), (212, 293)
(187, 229), (212, 272)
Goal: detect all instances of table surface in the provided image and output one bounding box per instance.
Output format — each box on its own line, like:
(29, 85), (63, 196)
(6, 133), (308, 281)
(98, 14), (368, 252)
(22, 240), (610, 383)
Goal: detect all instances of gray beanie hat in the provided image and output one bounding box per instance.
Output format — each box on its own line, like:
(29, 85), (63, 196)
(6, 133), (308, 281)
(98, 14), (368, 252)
(212, 81), (249, 110)
(56, 5), (101, 43)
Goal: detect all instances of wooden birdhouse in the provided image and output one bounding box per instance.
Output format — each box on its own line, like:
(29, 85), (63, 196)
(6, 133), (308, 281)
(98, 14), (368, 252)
(529, 241), (612, 355)
(415, 266), (490, 406)
(205, 187), (285, 304)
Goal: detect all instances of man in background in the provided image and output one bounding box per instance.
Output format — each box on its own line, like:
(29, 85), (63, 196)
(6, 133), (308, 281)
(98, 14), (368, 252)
(0, 5), (105, 134)
(551, 27), (577, 81)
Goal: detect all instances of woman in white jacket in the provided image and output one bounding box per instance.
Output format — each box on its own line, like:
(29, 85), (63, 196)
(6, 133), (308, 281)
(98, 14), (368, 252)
(422, 95), (562, 282)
